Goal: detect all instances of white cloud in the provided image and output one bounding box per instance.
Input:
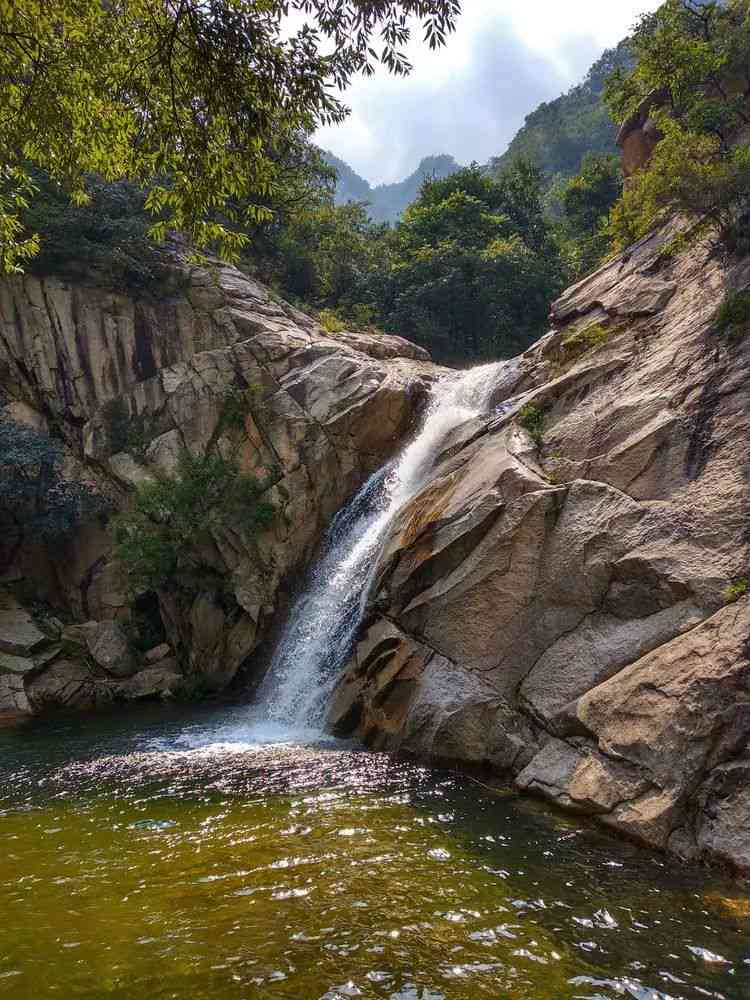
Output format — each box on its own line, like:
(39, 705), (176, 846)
(312, 0), (659, 184)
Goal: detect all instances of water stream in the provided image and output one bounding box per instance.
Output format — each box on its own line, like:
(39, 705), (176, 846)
(259, 362), (510, 728)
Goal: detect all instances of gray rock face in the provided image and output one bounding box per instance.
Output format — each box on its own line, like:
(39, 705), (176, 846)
(332, 223), (750, 873)
(0, 593), (47, 657)
(86, 621), (136, 677)
(0, 255), (441, 714)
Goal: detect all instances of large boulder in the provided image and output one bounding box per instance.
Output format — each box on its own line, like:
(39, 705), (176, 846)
(0, 593), (48, 657)
(86, 621), (137, 677)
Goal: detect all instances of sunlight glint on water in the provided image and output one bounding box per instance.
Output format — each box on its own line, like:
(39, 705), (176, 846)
(0, 704), (749, 1000)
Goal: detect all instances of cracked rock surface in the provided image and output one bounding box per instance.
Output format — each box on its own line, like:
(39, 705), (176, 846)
(331, 222), (750, 873)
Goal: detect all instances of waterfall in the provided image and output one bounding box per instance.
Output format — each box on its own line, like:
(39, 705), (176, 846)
(257, 360), (511, 730)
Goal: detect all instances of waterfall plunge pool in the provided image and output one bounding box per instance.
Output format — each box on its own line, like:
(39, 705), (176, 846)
(1, 702), (749, 1000)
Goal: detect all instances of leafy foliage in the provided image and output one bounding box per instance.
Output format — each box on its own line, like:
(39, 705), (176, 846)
(219, 386), (261, 433)
(0, 0), (460, 272)
(605, 0), (750, 252)
(555, 154), (622, 277)
(724, 578), (749, 603)
(0, 417), (106, 568)
(0, 167), (39, 273)
(21, 173), (170, 292)
(382, 162), (566, 362)
(264, 200), (387, 317)
(715, 289), (750, 338)
(113, 451), (274, 594)
(104, 399), (154, 458)
(518, 403), (545, 448)
(318, 309), (347, 334)
(561, 322), (610, 359)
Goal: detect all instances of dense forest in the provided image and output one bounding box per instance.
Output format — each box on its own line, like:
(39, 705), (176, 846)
(4, 1), (748, 366)
(489, 41), (634, 180)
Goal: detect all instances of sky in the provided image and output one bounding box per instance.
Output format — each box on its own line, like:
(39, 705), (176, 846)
(312, 0), (660, 185)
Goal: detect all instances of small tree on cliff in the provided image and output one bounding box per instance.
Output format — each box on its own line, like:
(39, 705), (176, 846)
(0, 1), (460, 273)
(605, 0), (750, 251)
(112, 451), (274, 595)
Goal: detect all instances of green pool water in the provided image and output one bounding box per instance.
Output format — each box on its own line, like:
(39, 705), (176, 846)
(1, 703), (748, 999)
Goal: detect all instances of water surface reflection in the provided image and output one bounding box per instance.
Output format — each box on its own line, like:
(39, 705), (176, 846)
(1, 704), (748, 999)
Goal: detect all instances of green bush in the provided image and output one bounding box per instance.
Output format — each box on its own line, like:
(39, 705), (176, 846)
(715, 291), (750, 340)
(219, 385), (261, 433)
(518, 402), (545, 448)
(113, 450), (274, 594)
(561, 322), (609, 358)
(104, 399), (153, 459)
(0, 416), (107, 569)
(318, 308), (346, 334)
(724, 579), (748, 604)
(604, 1), (750, 254)
(22, 172), (170, 292)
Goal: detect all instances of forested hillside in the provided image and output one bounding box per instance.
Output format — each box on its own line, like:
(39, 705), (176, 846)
(489, 41), (633, 180)
(323, 151), (461, 223)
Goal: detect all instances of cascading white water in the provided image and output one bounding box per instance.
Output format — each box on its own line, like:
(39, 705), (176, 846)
(258, 360), (512, 729)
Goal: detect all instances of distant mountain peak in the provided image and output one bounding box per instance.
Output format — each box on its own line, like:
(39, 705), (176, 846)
(322, 151), (462, 223)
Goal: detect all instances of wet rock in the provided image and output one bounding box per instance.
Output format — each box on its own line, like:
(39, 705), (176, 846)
(515, 739), (651, 815)
(114, 663), (182, 701)
(0, 651), (36, 675)
(26, 659), (103, 712)
(0, 673), (30, 714)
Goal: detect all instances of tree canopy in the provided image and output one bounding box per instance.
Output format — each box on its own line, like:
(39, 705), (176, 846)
(0, 417), (105, 571)
(382, 163), (565, 362)
(604, 0), (750, 251)
(0, 0), (460, 272)
(490, 42), (633, 180)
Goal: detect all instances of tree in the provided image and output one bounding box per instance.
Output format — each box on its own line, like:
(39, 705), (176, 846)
(271, 200), (388, 317)
(604, 0), (750, 251)
(0, 417), (105, 570)
(490, 41), (633, 180)
(383, 162), (564, 363)
(21, 172), (171, 292)
(558, 153), (622, 276)
(0, 1), (460, 272)
(113, 450), (274, 595)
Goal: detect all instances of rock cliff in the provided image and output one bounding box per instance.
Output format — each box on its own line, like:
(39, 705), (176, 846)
(330, 221), (750, 873)
(0, 255), (438, 712)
